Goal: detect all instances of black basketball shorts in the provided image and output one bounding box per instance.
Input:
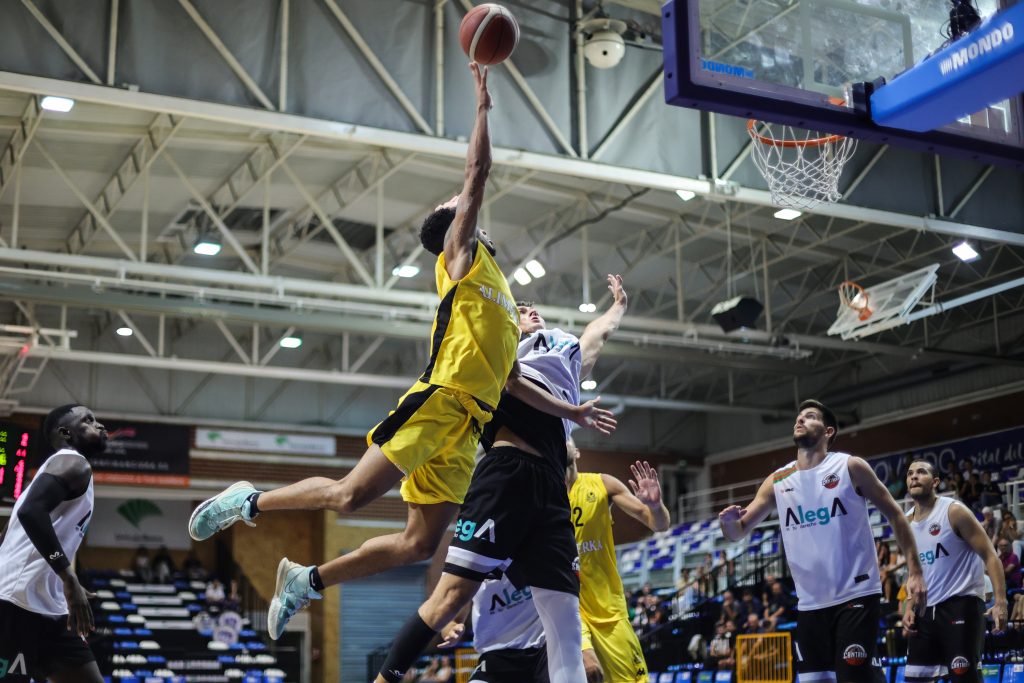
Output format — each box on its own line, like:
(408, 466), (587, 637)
(794, 594), (886, 683)
(443, 446), (580, 595)
(905, 595), (986, 683)
(469, 646), (549, 683)
(0, 599), (96, 680)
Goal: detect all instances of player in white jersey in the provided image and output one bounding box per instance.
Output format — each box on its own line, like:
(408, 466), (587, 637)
(373, 275), (627, 683)
(438, 572), (549, 683)
(0, 404), (107, 682)
(904, 460), (1006, 683)
(719, 400), (926, 683)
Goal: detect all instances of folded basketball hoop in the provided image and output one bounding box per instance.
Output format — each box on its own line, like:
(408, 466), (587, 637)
(838, 280), (873, 322)
(747, 111), (858, 210)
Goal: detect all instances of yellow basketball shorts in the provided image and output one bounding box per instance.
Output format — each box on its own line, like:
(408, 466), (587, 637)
(368, 381), (491, 505)
(581, 615), (648, 683)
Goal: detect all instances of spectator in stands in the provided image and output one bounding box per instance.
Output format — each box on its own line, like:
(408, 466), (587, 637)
(152, 545), (175, 584)
(953, 471), (967, 501)
(878, 542), (900, 602)
(205, 578), (226, 606)
(741, 613), (764, 635)
(980, 472), (1004, 509)
(962, 472), (982, 510)
(763, 581), (793, 630)
(709, 622), (735, 672)
(418, 655), (454, 683)
(673, 578), (700, 618)
(224, 579), (241, 612)
(981, 506), (998, 540)
(184, 549), (207, 580)
(998, 538), (1022, 589)
(999, 510), (1021, 542)
(962, 458), (975, 480)
(718, 590), (741, 626)
(737, 587), (762, 624)
(133, 545), (153, 583)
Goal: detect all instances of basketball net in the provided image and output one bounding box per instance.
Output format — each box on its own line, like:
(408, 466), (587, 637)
(838, 280), (873, 322)
(747, 119), (858, 210)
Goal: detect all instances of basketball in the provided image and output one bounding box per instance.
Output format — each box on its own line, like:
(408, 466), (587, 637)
(459, 4), (519, 65)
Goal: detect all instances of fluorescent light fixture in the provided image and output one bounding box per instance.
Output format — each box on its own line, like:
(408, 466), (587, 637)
(115, 327), (133, 337)
(279, 336), (303, 349)
(525, 259), (546, 278)
(41, 96), (74, 113)
(675, 189), (696, 202)
(581, 379), (598, 391)
(513, 268), (532, 286)
(391, 265), (420, 278)
(773, 208), (802, 220)
(193, 239), (222, 256)
(952, 241), (979, 261)
(577, 303), (597, 313)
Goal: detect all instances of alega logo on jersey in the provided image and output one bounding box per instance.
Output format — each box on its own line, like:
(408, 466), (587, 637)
(783, 498), (848, 528)
(919, 542), (950, 565)
(455, 517), (496, 543)
(488, 585), (533, 613)
(0, 653), (28, 677)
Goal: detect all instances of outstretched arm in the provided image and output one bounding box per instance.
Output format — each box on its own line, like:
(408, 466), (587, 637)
(718, 475), (776, 542)
(603, 461), (671, 532)
(579, 275), (628, 378)
(16, 453), (96, 636)
(505, 362), (617, 435)
(444, 63), (493, 281)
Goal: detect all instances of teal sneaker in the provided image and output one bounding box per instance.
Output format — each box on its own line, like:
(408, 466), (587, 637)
(188, 481), (259, 541)
(267, 557), (321, 640)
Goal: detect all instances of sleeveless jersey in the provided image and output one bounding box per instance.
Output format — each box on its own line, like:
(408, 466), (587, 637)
(421, 242), (520, 410)
(471, 573), (545, 652)
(570, 472), (629, 624)
(772, 451), (880, 610)
(518, 328), (582, 441)
(0, 449), (94, 616)
(910, 496), (985, 607)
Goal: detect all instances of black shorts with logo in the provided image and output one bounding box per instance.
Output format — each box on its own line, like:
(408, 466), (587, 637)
(469, 646), (549, 683)
(906, 595), (985, 683)
(0, 599), (96, 680)
(443, 446), (580, 595)
(794, 593), (885, 683)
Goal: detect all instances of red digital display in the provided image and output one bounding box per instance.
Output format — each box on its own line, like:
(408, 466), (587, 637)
(0, 425), (30, 504)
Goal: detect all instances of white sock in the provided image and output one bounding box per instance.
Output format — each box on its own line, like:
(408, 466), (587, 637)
(531, 586), (586, 683)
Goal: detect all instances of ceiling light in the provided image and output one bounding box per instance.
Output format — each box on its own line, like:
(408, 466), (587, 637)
(513, 268), (532, 286)
(525, 259), (546, 278)
(578, 303), (597, 313)
(675, 189), (696, 202)
(193, 238), (222, 256)
(952, 241), (979, 262)
(581, 379), (598, 391)
(115, 327), (133, 337)
(773, 208), (802, 220)
(392, 265), (420, 278)
(41, 96), (74, 113)
(279, 336), (302, 349)
(711, 296), (764, 333)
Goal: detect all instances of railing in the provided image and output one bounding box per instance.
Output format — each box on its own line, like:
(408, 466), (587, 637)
(677, 478), (763, 525)
(736, 632), (792, 683)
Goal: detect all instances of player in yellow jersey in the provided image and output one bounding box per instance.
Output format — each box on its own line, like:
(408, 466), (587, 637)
(567, 441), (671, 683)
(188, 62), (613, 640)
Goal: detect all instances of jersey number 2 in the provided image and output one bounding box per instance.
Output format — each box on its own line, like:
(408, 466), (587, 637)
(572, 506), (584, 528)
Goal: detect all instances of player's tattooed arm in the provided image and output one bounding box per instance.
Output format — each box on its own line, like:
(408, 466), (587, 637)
(445, 62), (493, 281)
(950, 502), (1007, 633)
(579, 274), (628, 378)
(718, 474), (776, 542)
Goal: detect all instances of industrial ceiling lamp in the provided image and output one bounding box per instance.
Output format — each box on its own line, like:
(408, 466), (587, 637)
(711, 296), (765, 333)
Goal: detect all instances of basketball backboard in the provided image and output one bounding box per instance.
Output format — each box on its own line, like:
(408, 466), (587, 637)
(827, 263), (940, 339)
(661, 0), (1024, 169)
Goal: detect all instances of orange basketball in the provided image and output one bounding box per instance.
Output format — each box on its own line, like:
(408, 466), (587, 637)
(459, 4), (519, 66)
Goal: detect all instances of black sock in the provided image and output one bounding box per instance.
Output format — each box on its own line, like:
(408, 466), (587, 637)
(379, 614), (437, 683)
(309, 566), (325, 592)
(245, 492), (261, 516)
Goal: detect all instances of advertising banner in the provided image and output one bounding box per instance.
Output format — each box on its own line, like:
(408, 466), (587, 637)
(195, 428), (336, 456)
(869, 425), (1024, 485)
(88, 498), (193, 549)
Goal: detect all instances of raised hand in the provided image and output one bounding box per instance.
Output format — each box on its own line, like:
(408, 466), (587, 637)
(607, 274), (627, 308)
(574, 397), (617, 436)
(437, 621), (465, 648)
(629, 460), (662, 508)
(470, 62), (492, 111)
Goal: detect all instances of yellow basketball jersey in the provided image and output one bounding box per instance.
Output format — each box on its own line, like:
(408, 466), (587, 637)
(570, 472), (630, 624)
(421, 242), (519, 410)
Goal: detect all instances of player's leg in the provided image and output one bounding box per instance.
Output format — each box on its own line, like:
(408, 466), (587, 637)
(833, 595), (886, 683)
(47, 661), (104, 683)
(39, 624), (102, 683)
(590, 617), (649, 683)
(938, 597), (986, 683)
(581, 617), (605, 683)
(532, 587), (586, 683)
(905, 602), (944, 683)
(793, 604), (839, 683)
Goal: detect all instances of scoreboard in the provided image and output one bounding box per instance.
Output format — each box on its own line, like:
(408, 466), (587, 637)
(0, 423), (31, 505)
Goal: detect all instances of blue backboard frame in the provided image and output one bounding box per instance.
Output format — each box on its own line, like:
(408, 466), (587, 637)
(661, 0), (1024, 169)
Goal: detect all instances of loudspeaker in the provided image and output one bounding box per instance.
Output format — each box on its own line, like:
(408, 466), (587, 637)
(711, 296), (764, 333)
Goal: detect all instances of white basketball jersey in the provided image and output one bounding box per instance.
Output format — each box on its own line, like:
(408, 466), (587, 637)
(772, 451), (881, 610)
(910, 496), (985, 607)
(518, 328), (582, 439)
(0, 449), (94, 616)
(471, 574), (545, 653)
